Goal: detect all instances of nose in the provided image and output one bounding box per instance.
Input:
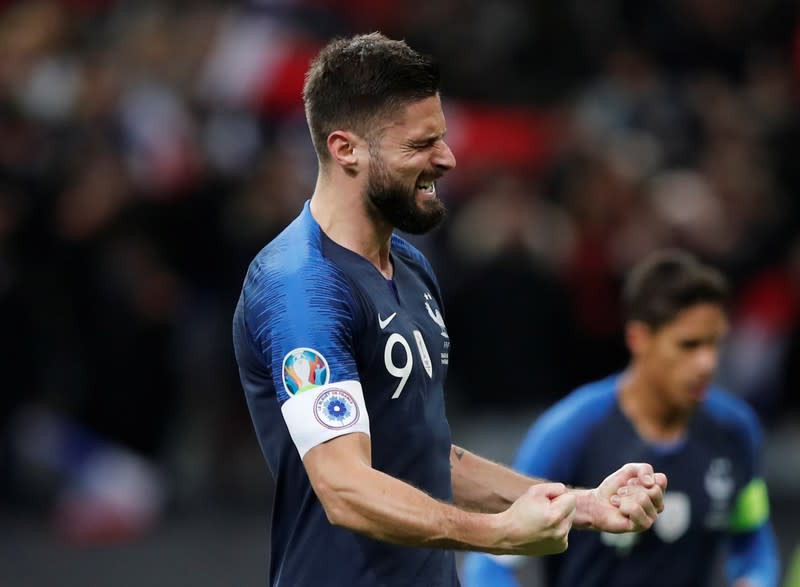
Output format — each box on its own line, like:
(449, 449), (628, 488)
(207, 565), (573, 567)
(696, 347), (718, 376)
(433, 140), (457, 171)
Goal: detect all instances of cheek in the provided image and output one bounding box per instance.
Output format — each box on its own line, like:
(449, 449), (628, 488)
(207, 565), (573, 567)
(396, 153), (429, 174)
(650, 347), (685, 382)
(400, 164), (423, 182)
(383, 162), (417, 185)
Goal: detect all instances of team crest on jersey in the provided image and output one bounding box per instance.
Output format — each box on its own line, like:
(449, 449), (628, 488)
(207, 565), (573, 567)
(423, 292), (449, 338)
(654, 491), (691, 543)
(704, 457), (735, 528)
(283, 348), (329, 396)
(704, 457), (734, 502)
(314, 388), (360, 429)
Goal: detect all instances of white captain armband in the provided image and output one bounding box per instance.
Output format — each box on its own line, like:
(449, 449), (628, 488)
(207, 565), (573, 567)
(281, 380), (371, 459)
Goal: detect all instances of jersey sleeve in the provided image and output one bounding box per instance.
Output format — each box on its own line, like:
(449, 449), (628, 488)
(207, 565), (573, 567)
(725, 523), (780, 587)
(243, 257), (370, 459)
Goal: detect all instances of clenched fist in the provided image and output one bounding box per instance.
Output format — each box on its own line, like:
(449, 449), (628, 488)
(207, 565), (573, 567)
(495, 483), (576, 555)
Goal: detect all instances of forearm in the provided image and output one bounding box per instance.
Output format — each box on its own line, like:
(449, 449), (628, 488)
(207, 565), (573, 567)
(450, 445), (595, 528)
(450, 445), (540, 513)
(308, 439), (515, 553)
(304, 434), (574, 556)
(314, 461), (504, 550)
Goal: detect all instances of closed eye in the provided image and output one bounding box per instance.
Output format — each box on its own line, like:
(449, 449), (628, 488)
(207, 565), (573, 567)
(678, 339), (702, 350)
(678, 337), (724, 350)
(409, 131), (447, 151)
(409, 139), (437, 150)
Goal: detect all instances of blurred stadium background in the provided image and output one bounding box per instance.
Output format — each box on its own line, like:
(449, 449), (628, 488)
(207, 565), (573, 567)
(0, 0), (799, 585)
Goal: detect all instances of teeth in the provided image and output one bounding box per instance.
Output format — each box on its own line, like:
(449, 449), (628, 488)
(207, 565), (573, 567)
(416, 181), (435, 193)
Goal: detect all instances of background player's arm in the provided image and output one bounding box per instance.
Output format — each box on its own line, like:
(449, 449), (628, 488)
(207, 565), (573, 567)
(725, 477), (780, 587)
(303, 432), (577, 555)
(727, 524), (780, 587)
(449, 444), (666, 532)
(722, 401), (780, 587)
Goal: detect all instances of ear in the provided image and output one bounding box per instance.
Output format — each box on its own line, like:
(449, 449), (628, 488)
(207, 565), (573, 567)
(326, 130), (362, 171)
(625, 321), (652, 358)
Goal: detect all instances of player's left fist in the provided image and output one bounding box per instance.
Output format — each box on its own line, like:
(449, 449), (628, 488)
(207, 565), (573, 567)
(608, 463), (667, 531)
(593, 463), (668, 533)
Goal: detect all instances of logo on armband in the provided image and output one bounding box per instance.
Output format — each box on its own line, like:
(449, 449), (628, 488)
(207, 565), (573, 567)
(314, 388), (360, 429)
(283, 348), (330, 395)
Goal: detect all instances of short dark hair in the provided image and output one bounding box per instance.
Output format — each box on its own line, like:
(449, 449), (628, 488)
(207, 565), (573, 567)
(622, 249), (730, 329)
(302, 32), (440, 162)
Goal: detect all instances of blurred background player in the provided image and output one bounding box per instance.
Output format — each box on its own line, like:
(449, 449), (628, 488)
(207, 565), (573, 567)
(463, 249), (780, 587)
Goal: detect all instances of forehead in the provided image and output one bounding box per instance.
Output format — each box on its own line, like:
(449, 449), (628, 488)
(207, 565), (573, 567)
(379, 95), (446, 140)
(657, 303), (728, 337)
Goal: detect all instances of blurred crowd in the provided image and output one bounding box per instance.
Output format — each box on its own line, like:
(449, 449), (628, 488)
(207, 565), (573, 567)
(0, 0), (799, 543)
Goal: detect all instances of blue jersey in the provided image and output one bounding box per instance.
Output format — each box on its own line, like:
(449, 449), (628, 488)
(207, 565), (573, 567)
(232, 202), (457, 587)
(463, 374), (779, 587)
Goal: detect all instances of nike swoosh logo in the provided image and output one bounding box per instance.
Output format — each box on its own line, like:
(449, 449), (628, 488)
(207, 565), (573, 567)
(378, 312), (397, 330)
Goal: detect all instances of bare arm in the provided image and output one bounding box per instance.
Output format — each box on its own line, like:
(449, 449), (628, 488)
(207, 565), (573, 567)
(303, 433), (576, 555)
(449, 445), (595, 528)
(449, 444), (667, 532)
(449, 445), (548, 513)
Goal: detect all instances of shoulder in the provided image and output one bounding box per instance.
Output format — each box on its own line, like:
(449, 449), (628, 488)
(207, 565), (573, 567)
(239, 207), (362, 351)
(244, 207), (353, 307)
(514, 375), (619, 476)
(536, 375), (620, 434)
(246, 207), (332, 283)
(702, 387), (763, 449)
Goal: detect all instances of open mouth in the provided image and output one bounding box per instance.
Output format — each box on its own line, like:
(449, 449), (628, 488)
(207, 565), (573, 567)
(416, 179), (436, 198)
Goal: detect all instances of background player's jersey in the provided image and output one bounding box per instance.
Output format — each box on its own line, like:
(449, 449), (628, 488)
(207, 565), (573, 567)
(464, 374), (778, 587)
(232, 202), (457, 587)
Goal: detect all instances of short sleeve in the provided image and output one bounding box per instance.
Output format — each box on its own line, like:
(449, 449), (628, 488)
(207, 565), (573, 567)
(242, 257), (371, 458)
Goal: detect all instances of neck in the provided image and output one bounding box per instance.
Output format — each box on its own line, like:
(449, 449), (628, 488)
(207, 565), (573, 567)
(618, 366), (691, 442)
(309, 169), (394, 278)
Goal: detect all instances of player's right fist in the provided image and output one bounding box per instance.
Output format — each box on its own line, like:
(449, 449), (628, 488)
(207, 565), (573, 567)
(498, 482), (576, 555)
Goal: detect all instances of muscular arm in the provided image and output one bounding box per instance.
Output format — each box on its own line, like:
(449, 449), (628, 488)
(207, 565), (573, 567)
(450, 444), (666, 532)
(303, 433), (576, 555)
(450, 446), (545, 513)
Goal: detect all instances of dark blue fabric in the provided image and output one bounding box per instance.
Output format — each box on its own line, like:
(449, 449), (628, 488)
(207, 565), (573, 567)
(233, 202), (458, 586)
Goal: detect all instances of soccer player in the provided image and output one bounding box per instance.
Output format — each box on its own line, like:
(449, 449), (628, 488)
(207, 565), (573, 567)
(232, 33), (667, 586)
(463, 250), (780, 587)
